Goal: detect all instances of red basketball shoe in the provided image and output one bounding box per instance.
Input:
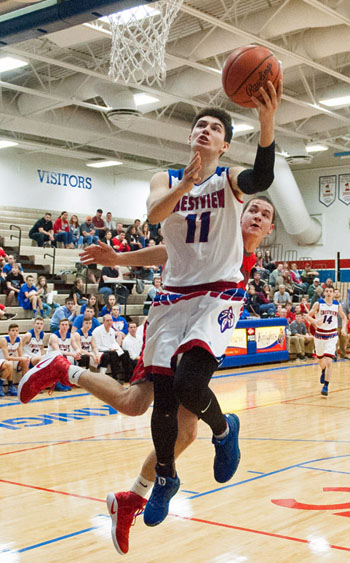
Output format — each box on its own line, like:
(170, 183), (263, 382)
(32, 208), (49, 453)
(106, 491), (146, 555)
(18, 352), (71, 403)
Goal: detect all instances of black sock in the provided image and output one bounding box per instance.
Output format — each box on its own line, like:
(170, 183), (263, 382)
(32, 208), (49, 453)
(151, 375), (179, 477)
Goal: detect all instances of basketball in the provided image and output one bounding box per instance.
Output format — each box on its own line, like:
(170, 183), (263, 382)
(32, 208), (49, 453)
(222, 45), (281, 108)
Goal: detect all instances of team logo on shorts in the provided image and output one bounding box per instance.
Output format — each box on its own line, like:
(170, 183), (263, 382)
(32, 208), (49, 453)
(218, 306), (235, 333)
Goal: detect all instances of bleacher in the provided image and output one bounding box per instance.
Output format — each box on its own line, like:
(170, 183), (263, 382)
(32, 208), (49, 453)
(0, 206), (149, 342)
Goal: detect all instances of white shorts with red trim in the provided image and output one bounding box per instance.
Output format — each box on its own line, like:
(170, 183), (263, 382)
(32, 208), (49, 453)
(314, 333), (337, 358)
(0, 358), (8, 368)
(143, 288), (245, 376)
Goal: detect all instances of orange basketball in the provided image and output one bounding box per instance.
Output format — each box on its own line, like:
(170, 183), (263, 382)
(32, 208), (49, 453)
(222, 45), (281, 108)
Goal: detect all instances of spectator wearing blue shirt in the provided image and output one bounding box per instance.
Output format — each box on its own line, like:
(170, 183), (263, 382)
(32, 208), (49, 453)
(80, 294), (99, 317)
(3, 255), (23, 275)
(111, 304), (128, 335)
(50, 297), (79, 332)
(71, 306), (100, 334)
(18, 275), (44, 318)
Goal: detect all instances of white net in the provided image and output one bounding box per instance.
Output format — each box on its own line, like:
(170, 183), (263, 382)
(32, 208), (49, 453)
(108, 0), (183, 86)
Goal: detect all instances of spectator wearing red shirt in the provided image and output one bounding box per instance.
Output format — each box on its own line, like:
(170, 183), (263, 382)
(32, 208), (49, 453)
(53, 211), (74, 248)
(285, 302), (295, 324)
(92, 209), (106, 240)
(112, 231), (131, 253)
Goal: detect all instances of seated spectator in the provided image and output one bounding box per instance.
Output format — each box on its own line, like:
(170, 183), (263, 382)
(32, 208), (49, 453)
(250, 271), (265, 293)
(103, 230), (114, 247)
(263, 249), (276, 273)
(0, 337), (17, 396)
(104, 212), (116, 237)
(22, 317), (45, 367)
(53, 211), (74, 248)
(112, 230), (131, 253)
(79, 216), (99, 247)
(93, 314), (134, 382)
(2, 254), (23, 276)
(69, 215), (81, 248)
(69, 277), (89, 306)
(307, 277), (321, 300)
(244, 285), (261, 317)
(5, 263), (24, 306)
(115, 223), (124, 237)
(98, 265), (123, 302)
(301, 263), (319, 285)
(29, 212), (55, 247)
(0, 266), (6, 295)
(133, 218), (143, 237)
(72, 317), (99, 369)
(48, 319), (81, 370)
(71, 306), (100, 334)
(0, 246), (8, 261)
(18, 275), (44, 318)
(50, 297), (79, 333)
(289, 312), (314, 359)
(80, 294), (99, 317)
(252, 250), (269, 280)
(282, 269), (295, 299)
(0, 323), (30, 395)
(269, 262), (284, 288)
(92, 208), (107, 240)
(290, 262), (308, 294)
(37, 275), (59, 318)
(257, 284), (276, 317)
(111, 304), (128, 335)
(322, 277), (334, 290)
(101, 294), (117, 316)
(0, 303), (16, 320)
(300, 296), (310, 314)
(141, 221), (151, 247)
(143, 276), (163, 315)
(274, 284), (291, 307)
(122, 321), (143, 370)
(285, 302), (295, 324)
(310, 285), (323, 306)
(126, 225), (143, 251)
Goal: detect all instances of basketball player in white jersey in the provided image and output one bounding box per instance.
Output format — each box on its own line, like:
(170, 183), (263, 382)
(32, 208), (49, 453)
(0, 323), (30, 396)
(71, 317), (99, 369)
(22, 317), (45, 367)
(48, 318), (81, 364)
(305, 286), (347, 396)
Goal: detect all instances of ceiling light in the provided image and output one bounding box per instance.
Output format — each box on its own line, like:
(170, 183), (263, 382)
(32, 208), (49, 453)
(234, 124), (254, 133)
(134, 93), (159, 106)
(319, 95), (350, 108)
(99, 5), (160, 25)
(86, 160), (123, 168)
(0, 140), (18, 149)
(0, 57), (28, 73)
(305, 144), (329, 153)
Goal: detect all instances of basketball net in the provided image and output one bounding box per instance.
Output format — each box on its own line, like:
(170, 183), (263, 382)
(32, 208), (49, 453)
(108, 0), (183, 86)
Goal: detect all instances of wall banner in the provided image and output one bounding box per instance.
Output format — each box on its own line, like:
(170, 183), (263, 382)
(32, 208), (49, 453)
(338, 174), (350, 205)
(319, 175), (336, 207)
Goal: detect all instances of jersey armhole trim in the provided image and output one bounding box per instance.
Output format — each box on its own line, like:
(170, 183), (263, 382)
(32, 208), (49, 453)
(226, 169), (244, 203)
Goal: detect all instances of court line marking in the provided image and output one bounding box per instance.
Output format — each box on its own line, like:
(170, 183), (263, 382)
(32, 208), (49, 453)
(285, 401), (350, 409)
(0, 478), (106, 502)
(0, 392), (90, 407)
(297, 466), (350, 475)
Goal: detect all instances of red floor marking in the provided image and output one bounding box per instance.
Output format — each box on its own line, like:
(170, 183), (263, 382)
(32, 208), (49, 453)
(283, 387), (350, 404)
(0, 478), (105, 502)
(285, 402), (350, 410)
(0, 425), (150, 457)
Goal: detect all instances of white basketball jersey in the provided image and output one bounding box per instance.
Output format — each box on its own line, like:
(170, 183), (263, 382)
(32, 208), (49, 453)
(315, 299), (338, 336)
(48, 331), (72, 354)
(23, 329), (44, 357)
(161, 167), (243, 288)
(77, 329), (93, 353)
(0, 336), (20, 359)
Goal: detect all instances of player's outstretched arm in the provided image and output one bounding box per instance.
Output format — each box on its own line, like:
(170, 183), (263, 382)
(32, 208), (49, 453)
(80, 240), (168, 267)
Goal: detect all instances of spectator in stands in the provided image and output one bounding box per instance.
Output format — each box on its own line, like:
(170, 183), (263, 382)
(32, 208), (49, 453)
(79, 216), (99, 247)
(50, 297), (79, 333)
(133, 219), (143, 238)
(282, 268), (295, 300)
(105, 212), (117, 237)
(257, 284), (276, 317)
(334, 288), (349, 359)
(269, 262), (284, 288)
(22, 317), (45, 367)
(69, 277), (88, 307)
(322, 277), (334, 290)
(112, 230), (131, 253)
(5, 263), (24, 306)
(289, 313), (314, 359)
(98, 265), (123, 302)
(93, 314), (134, 382)
(285, 302), (295, 324)
(143, 275), (162, 315)
(2, 255), (23, 276)
(290, 262), (308, 294)
(244, 285), (261, 317)
(252, 249), (269, 280)
(122, 321), (143, 370)
(48, 318), (81, 366)
(300, 296), (310, 314)
(29, 212), (55, 247)
(126, 225), (143, 251)
(250, 271), (265, 293)
(71, 306), (100, 334)
(274, 284), (291, 307)
(111, 304), (128, 336)
(310, 285), (323, 306)
(0, 351), (15, 396)
(72, 317), (99, 369)
(0, 266), (6, 295)
(301, 262), (319, 286)
(307, 277), (321, 300)
(0, 246), (8, 261)
(69, 215), (81, 248)
(115, 223), (124, 237)
(18, 275), (44, 318)
(263, 249), (275, 272)
(0, 323), (30, 381)
(101, 294), (117, 316)
(53, 211), (74, 248)
(92, 209), (106, 240)
(102, 230), (114, 247)
(80, 294), (99, 317)
(37, 275), (59, 318)
(141, 221), (151, 247)
(0, 303), (16, 320)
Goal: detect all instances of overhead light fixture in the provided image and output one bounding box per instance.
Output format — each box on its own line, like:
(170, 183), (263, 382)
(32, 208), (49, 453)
(306, 144), (328, 153)
(0, 56), (28, 73)
(100, 5), (160, 25)
(86, 160), (123, 168)
(234, 123), (254, 133)
(134, 93), (159, 106)
(0, 140), (18, 149)
(319, 95), (350, 108)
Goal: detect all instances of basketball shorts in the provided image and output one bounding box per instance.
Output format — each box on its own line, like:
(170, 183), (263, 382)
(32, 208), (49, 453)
(0, 358), (7, 368)
(314, 334), (337, 358)
(143, 288), (246, 376)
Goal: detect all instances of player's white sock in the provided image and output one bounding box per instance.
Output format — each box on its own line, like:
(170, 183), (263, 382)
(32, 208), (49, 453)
(67, 365), (86, 385)
(214, 423), (229, 441)
(130, 474), (154, 498)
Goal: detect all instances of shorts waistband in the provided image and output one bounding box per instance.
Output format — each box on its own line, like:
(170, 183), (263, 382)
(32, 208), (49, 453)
(163, 281), (239, 294)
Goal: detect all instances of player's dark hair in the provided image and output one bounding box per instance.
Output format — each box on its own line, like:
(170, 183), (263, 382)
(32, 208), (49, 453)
(59, 318), (69, 326)
(8, 323), (19, 330)
(191, 107), (233, 143)
(243, 196), (275, 223)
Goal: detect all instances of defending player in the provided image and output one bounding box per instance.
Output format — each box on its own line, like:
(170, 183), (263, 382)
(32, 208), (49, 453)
(305, 286), (347, 396)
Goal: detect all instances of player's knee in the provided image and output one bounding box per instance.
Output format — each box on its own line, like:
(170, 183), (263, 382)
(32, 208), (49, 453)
(178, 421), (197, 448)
(173, 378), (200, 413)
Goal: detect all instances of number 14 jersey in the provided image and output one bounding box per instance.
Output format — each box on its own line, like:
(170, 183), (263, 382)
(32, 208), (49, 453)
(315, 298), (339, 337)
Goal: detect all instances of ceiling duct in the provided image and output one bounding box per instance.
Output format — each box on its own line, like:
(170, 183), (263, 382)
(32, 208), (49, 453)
(94, 85), (142, 126)
(277, 136), (313, 166)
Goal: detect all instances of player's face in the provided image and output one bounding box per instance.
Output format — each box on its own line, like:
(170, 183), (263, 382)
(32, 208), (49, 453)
(34, 320), (44, 330)
(83, 320), (92, 330)
(111, 305), (119, 317)
(9, 327), (19, 338)
(129, 323), (137, 336)
(189, 116), (229, 156)
(241, 199), (274, 243)
(60, 321), (69, 332)
(324, 287), (334, 300)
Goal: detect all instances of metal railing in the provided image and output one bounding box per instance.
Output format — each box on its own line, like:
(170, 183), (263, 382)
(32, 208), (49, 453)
(44, 246), (56, 279)
(9, 224), (21, 255)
